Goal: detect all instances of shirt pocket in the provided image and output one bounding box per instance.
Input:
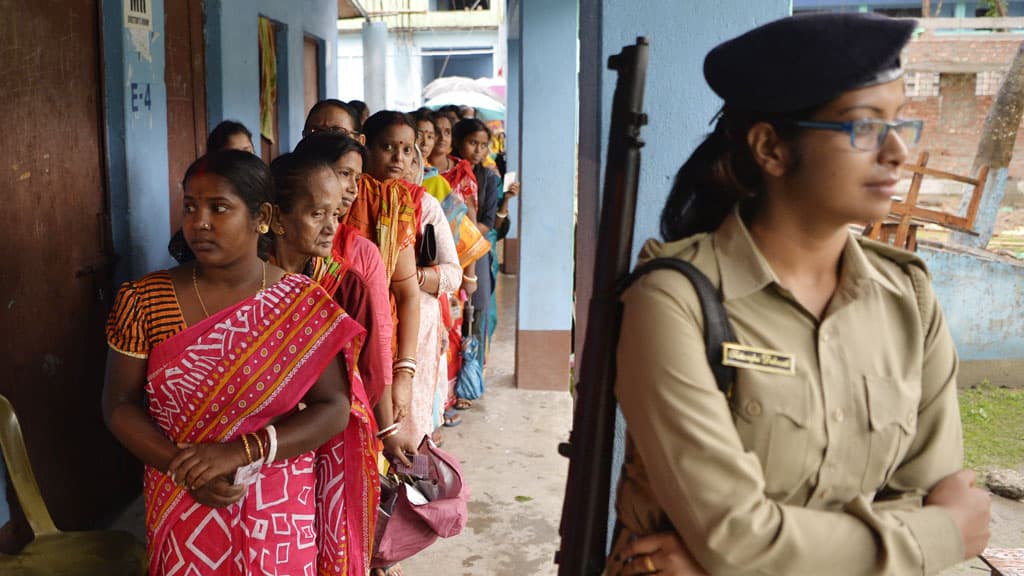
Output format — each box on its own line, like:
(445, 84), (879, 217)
(731, 372), (812, 500)
(861, 374), (920, 494)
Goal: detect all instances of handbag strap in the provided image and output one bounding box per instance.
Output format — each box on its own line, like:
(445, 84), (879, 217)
(619, 257), (736, 396)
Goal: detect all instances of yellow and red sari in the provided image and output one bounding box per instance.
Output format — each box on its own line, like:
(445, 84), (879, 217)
(111, 273), (374, 575)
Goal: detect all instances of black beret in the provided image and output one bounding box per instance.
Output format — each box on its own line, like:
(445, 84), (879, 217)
(704, 12), (916, 114)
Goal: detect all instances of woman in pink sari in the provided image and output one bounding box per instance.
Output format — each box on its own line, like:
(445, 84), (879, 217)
(103, 150), (363, 575)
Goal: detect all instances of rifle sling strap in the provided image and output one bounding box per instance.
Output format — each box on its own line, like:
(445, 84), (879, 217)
(619, 257), (736, 396)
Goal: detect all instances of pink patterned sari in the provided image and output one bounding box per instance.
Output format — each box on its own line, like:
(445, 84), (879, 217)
(143, 273), (373, 575)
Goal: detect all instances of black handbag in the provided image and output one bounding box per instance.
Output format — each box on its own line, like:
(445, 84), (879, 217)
(418, 223), (437, 266)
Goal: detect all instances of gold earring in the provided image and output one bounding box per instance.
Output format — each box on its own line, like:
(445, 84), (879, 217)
(258, 223), (269, 234)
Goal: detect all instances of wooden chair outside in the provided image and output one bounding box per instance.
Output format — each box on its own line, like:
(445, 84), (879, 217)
(863, 151), (990, 251)
(0, 394), (146, 575)
(981, 547), (1024, 575)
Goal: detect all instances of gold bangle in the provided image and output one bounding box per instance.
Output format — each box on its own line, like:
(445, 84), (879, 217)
(378, 427), (400, 440)
(496, 211), (509, 218)
(393, 366), (415, 377)
(241, 434), (254, 464)
(250, 433), (265, 461)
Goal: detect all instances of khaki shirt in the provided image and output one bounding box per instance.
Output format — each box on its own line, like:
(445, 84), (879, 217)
(614, 211), (964, 575)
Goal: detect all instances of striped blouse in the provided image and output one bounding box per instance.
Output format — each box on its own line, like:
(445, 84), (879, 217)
(106, 271), (186, 359)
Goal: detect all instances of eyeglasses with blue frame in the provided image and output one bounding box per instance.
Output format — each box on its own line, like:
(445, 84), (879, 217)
(794, 118), (924, 151)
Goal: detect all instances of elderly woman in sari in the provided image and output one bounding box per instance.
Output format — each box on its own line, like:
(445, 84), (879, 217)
(292, 132), (420, 465)
(102, 150), (362, 575)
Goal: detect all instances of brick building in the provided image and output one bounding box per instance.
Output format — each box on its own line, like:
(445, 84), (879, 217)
(795, 1), (1024, 182)
(903, 31), (1024, 180)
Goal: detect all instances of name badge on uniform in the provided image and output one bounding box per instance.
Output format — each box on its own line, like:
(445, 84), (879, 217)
(721, 343), (796, 375)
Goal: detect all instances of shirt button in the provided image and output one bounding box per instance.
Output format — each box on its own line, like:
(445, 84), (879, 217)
(746, 400), (763, 417)
(832, 409), (845, 423)
(821, 333), (830, 342)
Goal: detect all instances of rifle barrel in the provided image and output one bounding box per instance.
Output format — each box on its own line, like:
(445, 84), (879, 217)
(557, 36), (649, 576)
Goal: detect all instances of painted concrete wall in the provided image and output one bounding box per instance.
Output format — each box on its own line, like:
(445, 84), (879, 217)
(921, 247), (1024, 360)
(206, 0), (339, 157)
(103, 0), (173, 282)
(516, 0), (577, 333)
(600, 1), (793, 263)
(336, 29), (500, 110)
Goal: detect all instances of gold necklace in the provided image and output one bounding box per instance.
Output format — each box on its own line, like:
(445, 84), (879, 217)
(192, 262), (267, 318)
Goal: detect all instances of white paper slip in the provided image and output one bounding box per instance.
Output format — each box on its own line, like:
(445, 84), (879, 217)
(503, 171), (517, 193)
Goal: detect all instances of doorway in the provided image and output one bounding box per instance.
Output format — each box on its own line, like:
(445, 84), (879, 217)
(0, 0), (136, 549)
(165, 0), (208, 234)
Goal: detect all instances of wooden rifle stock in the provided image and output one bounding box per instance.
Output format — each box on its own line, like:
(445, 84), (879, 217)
(556, 37), (649, 575)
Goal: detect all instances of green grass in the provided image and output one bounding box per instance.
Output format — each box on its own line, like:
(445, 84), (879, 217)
(959, 383), (1024, 471)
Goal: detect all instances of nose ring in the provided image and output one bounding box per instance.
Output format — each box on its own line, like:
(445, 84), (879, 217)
(200, 223), (211, 230)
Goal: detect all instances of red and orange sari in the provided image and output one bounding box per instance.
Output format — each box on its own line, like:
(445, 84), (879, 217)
(344, 176), (419, 284)
(441, 156), (478, 211)
(135, 273), (375, 575)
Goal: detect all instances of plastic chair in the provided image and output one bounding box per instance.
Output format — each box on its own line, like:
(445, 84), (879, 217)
(0, 394), (146, 575)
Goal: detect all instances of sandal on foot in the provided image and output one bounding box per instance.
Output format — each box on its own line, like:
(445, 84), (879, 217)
(443, 410), (463, 427)
(454, 398), (473, 410)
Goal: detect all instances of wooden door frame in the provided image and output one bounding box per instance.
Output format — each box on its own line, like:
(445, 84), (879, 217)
(187, 0), (208, 157)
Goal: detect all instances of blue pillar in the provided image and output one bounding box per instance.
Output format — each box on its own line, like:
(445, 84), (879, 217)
(363, 21), (388, 113)
(103, 0), (172, 281)
(514, 0), (577, 390)
(505, 0), (521, 246)
(505, 0), (524, 276)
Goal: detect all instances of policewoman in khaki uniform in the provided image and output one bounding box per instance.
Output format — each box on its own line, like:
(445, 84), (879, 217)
(607, 13), (991, 576)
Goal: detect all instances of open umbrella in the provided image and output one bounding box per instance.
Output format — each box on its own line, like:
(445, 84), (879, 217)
(423, 91), (505, 122)
(474, 76), (506, 102)
(423, 76), (500, 101)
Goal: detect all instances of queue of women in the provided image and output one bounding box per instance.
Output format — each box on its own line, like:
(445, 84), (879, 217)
(102, 99), (514, 575)
(102, 10), (997, 576)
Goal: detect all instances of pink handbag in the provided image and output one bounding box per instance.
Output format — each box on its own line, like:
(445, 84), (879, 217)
(372, 435), (469, 567)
